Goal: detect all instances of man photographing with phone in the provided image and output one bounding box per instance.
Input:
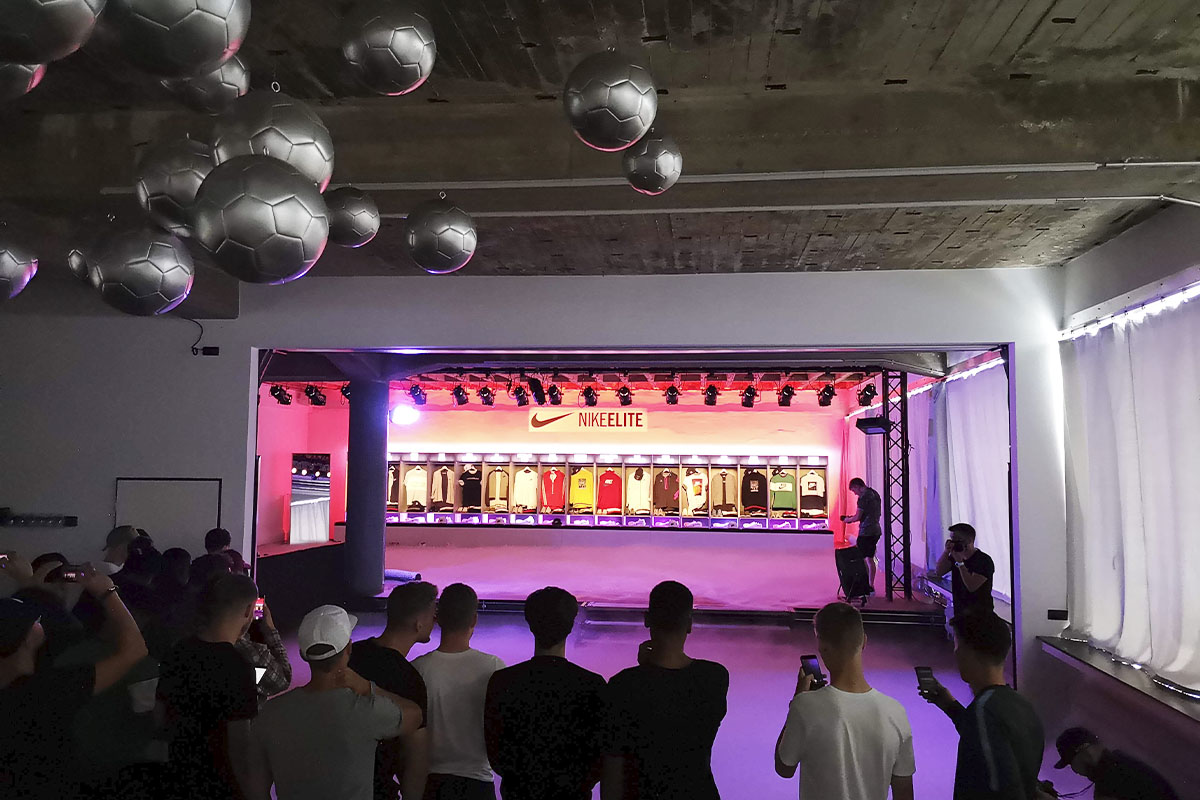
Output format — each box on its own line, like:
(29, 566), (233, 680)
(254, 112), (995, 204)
(930, 523), (995, 617)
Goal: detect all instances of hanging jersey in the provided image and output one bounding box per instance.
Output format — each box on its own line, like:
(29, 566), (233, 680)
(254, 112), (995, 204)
(683, 470), (709, 515)
(626, 469), (652, 514)
(710, 469), (738, 514)
(403, 466), (428, 509)
(652, 470), (680, 513)
(800, 470), (826, 497)
(486, 469), (510, 511)
(430, 467), (455, 510)
(459, 469), (482, 509)
(540, 469), (566, 511)
(388, 464), (400, 507)
(769, 472), (797, 511)
(596, 469), (623, 513)
(512, 468), (539, 511)
(741, 469), (769, 513)
(570, 468), (594, 510)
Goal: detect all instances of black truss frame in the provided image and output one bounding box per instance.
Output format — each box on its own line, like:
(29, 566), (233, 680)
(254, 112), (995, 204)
(882, 370), (912, 600)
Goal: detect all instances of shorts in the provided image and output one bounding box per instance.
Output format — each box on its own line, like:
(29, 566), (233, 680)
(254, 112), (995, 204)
(857, 531), (882, 558)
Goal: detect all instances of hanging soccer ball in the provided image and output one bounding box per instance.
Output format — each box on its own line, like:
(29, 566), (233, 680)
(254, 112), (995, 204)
(67, 247), (94, 282)
(622, 130), (682, 196)
(403, 196), (476, 274)
(563, 51), (657, 152)
(105, 0), (250, 79)
(92, 225), (194, 315)
(342, 1), (436, 96)
(0, 242), (38, 299)
(0, 0), (106, 64)
(161, 52), (248, 114)
(134, 137), (214, 237)
(212, 91), (336, 191)
(325, 186), (380, 248)
(192, 155), (330, 285)
(0, 61), (46, 101)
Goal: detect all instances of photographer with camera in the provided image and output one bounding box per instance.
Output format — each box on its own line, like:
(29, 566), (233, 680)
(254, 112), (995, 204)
(930, 523), (995, 617)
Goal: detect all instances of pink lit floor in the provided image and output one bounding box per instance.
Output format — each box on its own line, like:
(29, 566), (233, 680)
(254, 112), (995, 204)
(383, 540), (938, 612)
(280, 612), (1085, 800)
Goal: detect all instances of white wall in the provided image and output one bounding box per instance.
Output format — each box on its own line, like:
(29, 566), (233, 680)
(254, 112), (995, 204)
(0, 267), (1067, 691)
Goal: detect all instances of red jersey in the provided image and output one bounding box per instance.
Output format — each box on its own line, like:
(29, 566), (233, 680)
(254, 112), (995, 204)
(540, 468), (566, 511)
(596, 469), (623, 513)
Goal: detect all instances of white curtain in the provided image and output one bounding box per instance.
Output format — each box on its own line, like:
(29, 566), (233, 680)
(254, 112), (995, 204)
(1062, 298), (1200, 690)
(939, 364), (1013, 601)
(905, 386), (934, 570)
(289, 497), (330, 545)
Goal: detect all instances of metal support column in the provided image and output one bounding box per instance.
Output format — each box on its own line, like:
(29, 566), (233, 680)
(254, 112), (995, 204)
(882, 370), (912, 600)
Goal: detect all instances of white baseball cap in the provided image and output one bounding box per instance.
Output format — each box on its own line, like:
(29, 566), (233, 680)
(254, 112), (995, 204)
(298, 605), (358, 661)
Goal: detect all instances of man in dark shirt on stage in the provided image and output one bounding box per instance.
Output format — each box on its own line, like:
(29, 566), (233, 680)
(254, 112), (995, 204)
(931, 523), (995, 616)
(1054, 727), (1180, 800)
(603, 581), (729, 800)
(920, 612), (1044, 800)
(841, 477), (883, 592)
(348, 581), (436, 800)
(486, 586), (606, 800)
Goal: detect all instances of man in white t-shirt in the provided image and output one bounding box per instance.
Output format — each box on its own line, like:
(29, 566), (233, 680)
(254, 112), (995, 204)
(775, 602), (915, 800)
(412, 583), (505, 800)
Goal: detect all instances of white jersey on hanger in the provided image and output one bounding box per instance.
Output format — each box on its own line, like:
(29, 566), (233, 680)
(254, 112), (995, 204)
(512, 468), (539, 511)
(403, 466), (428, 504)
(626, 469), (652, 513)
(800, 470), (826, 496)
(683, 470), (709, 513)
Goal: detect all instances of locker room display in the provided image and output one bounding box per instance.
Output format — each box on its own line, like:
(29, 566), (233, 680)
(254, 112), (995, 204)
(386, 453), (829, 532)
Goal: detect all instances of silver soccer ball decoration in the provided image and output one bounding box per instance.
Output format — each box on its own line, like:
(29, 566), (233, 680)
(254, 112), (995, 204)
(0, 61), (46, 101)
(134, 137), (213, 237)
(161, 52), (247, 114)
(106, 0), (250, 79)
(325, 186), (380, 248)
(403, 196), (476, 274)
(0, 242), (38, 300)
(192, 155), (330, 285)
(0, 0), (106, 64)
(67, 247), (93, 282)
(622, 130), (682, 196)
(342, 1), (436, 96)
(92, 225), (194, 315)
(563, 51), (657, 152)
(212, 91), (336, 191)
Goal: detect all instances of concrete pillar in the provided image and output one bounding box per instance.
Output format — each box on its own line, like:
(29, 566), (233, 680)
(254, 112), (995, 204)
(345, 379), (389, 598)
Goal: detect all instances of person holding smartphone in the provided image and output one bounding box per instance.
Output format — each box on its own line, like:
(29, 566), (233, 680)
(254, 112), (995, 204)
(929, 523), (995, 617)
(234, 597), (293, 707)
(774, 602), (915, 800)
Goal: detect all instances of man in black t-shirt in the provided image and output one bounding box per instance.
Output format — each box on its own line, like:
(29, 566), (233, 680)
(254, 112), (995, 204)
(348, 581), (437, 800)
(920, 612), (1044, 800)
(603, 581), (729, 800)
(841, 477), (883, 592)
(158, 573), (260, 800)
(1054, 728), (1180, 800)
(931, 523), (995, 616)
(485, 586), (606, 800)
(0, 559), (148, 800)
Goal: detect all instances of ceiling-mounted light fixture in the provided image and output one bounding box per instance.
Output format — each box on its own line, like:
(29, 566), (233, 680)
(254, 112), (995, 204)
(664, 385), (681, 405)
(548, 384), (563, 405)
(857, 384), (878, 407)
(778, 385), (795, 407)
(408, 384), (427, 406)
(478, 387), (495, 406)
(741, 386), (757, 408)
(527, 376), (547, 405)
(390, 405), (420, 425)
(582, 386), (598, 407)
(704, 385), (719, 406)
(451, 386), (469, 406)
(512, 384), (530, 407)
(616, 385), (633, 406)
(340, 383), (351, 400)
(818, 384), (836, 407)
(304, 385), (327, 406)
(269, 385), (292, 405)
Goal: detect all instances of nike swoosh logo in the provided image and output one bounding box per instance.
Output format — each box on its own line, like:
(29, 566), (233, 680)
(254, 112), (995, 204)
(531, 412), (573, 428)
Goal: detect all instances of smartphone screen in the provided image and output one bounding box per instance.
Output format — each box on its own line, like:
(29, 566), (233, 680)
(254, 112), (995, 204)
(60, 566), (86, 582)
(915, 666), (937, 692)
(800, 654), (826, 687)
(254, 598), (265, 620)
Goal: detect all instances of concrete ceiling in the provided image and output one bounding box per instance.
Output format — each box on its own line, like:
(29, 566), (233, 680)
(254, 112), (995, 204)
(3, 0), (1200, 318)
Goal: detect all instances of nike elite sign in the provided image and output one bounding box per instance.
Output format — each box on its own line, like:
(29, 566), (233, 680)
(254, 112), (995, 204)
(528, 409), (650, 432)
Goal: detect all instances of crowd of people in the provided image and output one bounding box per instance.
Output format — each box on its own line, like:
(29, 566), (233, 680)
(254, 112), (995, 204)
(0, 523), (1183, 800)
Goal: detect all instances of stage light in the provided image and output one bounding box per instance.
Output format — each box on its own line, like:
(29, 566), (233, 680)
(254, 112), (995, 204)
(741, 386), (757, 408)
(582, 386), (598, 407)
(390, 405), (421, 425)
(269, 385), (292, 405)
(704, 385), (719, 406)
(291, 467), (297, 474)
(300, 469), (307, 475)
(617, 385), (633, 406)
(408, 385), (427, 406)
(778, 385), (795, 407)
(527, 377), (547, 405)
(451, 386), (469, 406)
(340, 383), (351, 400)
(304, 385), (327, 406)
(857, 384), (878, 406)
(818, 384), (836, 407)
(548, 385), (563, 405)
(479, 387), (495, 406)
(664, 386), (681, 405)
(512, 385), (530, 407)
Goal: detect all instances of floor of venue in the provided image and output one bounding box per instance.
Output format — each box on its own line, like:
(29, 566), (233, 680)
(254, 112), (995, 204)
(280, 612), (1086, 800)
